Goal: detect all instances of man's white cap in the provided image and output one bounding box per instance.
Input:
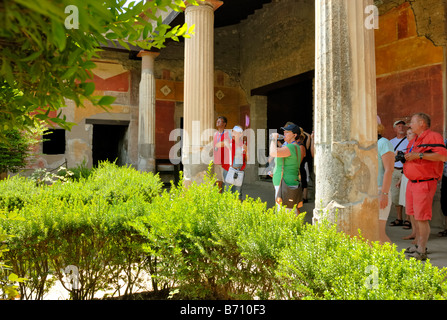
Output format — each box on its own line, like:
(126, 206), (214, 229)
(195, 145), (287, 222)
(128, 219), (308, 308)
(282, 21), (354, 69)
(393, 120), (406, 127)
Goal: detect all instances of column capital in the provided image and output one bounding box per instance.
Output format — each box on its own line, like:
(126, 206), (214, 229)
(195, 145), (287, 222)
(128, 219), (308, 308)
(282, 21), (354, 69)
(137, 50), (160, 59)
(137, 50), (160, 70)
(186, 0), (223, 11)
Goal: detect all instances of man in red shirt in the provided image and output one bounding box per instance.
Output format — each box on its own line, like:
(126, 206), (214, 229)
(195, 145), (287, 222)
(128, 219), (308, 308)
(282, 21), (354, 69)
(403, 113), (447, 260)
(213, 116), (231, 192)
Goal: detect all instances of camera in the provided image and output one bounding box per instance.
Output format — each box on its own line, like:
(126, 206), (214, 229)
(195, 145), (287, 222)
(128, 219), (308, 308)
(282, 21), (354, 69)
(395, 151), (406, 163)
(270, 134), (284, 140)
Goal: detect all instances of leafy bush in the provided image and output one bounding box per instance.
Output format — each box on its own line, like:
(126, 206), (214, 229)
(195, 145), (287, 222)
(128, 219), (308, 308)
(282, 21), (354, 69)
(1, 162), (447, 300)
(275, 220), (447, 299)
(131, 173), (447, 300)
(131, 174), (304, 299)
(67, 160), (93, 181)
(0, 162), (162, 299)
(0, 175), (39, 211)
(29, 167), (74, 186)
(0, 126), (44, 174)
(0, 210), (27, 300)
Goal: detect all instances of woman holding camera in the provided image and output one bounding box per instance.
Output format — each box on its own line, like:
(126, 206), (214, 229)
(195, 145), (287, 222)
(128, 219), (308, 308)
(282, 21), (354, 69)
(270, 123), (304, 215)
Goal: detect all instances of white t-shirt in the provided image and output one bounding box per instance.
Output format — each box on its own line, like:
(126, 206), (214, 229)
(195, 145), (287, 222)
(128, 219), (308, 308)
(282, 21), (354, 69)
(390, 136), (409, 169)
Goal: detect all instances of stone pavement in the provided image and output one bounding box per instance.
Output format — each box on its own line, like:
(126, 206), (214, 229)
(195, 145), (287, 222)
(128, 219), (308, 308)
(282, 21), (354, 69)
(241, 180), (447, 269)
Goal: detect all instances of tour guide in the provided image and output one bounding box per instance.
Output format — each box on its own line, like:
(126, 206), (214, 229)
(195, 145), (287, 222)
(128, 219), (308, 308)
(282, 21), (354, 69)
(403, 113), (447, 261)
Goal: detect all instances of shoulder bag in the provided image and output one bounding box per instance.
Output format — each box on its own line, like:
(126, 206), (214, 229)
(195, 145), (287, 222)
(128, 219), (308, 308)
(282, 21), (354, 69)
(224, 142), (245, 187)
(225, 166), (244, 187)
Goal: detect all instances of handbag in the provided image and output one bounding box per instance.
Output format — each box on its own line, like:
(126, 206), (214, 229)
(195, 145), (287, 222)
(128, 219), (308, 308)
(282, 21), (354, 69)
(225, 166), (244, 187)
(276, 144), (303, 209)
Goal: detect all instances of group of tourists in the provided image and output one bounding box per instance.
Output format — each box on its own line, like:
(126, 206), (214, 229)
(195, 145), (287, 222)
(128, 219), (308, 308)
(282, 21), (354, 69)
(379, 112), (447, 260)
(212, 112), (447, 261)
(212, 116), (313, 213)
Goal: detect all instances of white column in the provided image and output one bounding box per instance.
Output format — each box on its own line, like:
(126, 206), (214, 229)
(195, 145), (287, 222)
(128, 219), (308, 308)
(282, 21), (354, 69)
(137, 50), (159, 173)
(313, 0), (379, 241)
(182, 0), (222, 186)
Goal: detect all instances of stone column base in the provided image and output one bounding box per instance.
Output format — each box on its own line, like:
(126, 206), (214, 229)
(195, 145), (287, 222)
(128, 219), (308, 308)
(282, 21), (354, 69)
(313, 197), (379, 242)
(137, 143), (155, 173)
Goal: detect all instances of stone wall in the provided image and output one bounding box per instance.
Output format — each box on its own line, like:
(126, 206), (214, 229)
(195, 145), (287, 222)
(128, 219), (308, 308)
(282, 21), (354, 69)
(29, 50), (141, 172)
(377, 0), (447, 46)
(239, 0), (315, 93)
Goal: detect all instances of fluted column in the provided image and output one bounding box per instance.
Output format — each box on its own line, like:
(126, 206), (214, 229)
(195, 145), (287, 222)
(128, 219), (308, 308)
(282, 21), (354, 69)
(313, 0), (379, 241)
(137, 50), (159, 173)
(182, 0), (222, 186)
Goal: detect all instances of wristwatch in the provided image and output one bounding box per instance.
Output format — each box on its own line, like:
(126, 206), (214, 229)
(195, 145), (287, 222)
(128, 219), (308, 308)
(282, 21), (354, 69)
(419, 153), (423, 159)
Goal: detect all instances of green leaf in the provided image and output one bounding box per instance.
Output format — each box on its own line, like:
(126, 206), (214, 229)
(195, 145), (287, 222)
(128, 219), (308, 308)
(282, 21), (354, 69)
(80, 82), (95, 96)
(117, 39), (130, 50)
(61, 66), (78, 80)
(106, 32), (118, 40)
(8, 273), (18, 282)
(98, 95), (116, 106)
(82, 61), (97, 70)
(19, 50), (43, 62)
(1, 59), (15, 85)
(176, 24), (188, 37)
(51, 19), (67, 51)
(143, 24), (152, 40)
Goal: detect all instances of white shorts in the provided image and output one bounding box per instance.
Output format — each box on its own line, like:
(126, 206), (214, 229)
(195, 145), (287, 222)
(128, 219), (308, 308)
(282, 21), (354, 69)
(398, 175), (409, 207)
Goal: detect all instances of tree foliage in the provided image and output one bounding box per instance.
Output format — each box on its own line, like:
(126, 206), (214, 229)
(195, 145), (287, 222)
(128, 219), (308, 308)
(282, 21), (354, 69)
(0, 0), (197, 138)
(0, 125), (45, 174)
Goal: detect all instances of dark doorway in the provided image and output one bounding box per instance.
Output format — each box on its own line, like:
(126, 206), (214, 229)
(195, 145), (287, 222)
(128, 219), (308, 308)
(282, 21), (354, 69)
(42, 129), (66, 155)
(251, 70), (314, 134)
(251, 71), (314, 180)
(92, 124), (128, 167)
(266, 78), (313, 134)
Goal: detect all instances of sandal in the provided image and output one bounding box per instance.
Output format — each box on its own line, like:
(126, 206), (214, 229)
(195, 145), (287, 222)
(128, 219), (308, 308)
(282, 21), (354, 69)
(389, 219), (403, 226)
(437, 230), (447, 237)
(402, 220), (412, 229)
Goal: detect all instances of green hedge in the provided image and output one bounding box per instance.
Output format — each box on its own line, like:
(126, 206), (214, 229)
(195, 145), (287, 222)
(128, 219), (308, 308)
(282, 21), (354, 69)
(130, 174), (304, 299)
(1, 162), (162, 299)
(276, 221), (447, 299)
(1, 162), (447, 300)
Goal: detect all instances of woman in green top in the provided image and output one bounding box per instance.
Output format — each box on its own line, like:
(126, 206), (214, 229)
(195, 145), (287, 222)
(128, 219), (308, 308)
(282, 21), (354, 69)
(270, 123), (304, 215)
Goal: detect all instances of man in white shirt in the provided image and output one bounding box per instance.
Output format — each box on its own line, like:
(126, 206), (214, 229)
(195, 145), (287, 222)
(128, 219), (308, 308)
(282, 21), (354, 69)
(389, 120), (410, 228)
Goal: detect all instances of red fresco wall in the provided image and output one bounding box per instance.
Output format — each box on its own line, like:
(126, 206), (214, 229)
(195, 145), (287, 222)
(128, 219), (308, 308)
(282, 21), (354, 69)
(375, 2), (444, 138)
(377, 65), (444, 135)
(155, 100), (176, 159)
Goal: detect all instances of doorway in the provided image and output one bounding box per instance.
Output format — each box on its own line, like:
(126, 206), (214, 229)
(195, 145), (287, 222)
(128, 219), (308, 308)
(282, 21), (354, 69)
(266, 77), (313, 134)
(92, 124), (128, 167)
